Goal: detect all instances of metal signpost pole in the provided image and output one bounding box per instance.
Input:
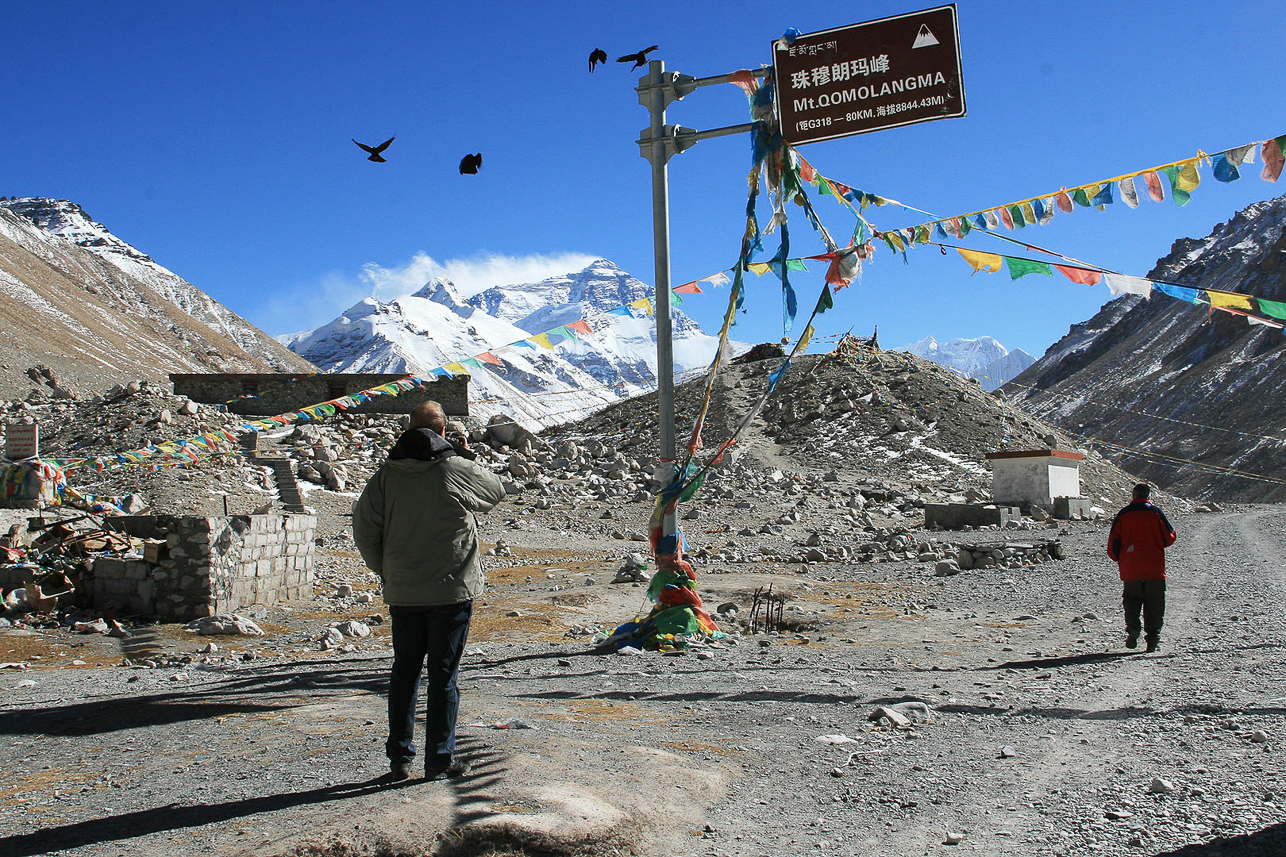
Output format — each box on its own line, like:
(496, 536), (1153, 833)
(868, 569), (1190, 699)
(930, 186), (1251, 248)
(636, 62), (766, 544)
(640, 60), (677, 540)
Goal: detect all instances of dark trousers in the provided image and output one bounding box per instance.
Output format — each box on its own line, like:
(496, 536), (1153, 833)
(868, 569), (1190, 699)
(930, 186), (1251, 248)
(1122, 579), (1166, 642)
(386, 601), (473, 770)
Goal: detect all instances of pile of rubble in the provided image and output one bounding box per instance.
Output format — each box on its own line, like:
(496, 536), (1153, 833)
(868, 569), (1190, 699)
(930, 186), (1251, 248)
(0, 510), (141, 636)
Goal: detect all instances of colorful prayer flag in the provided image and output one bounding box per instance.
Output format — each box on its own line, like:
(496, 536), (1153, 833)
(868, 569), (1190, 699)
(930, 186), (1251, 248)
(1104, 274), (1153, 298)
(1204, 290), (1254, 311)
(1005, 257), (1052, 280)
(957, 248), (1003, 274)
(1054, 265), (1104, 286)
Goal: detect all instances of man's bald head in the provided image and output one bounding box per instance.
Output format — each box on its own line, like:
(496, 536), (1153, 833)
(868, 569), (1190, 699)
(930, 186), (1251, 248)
(409, 401), (447, 434)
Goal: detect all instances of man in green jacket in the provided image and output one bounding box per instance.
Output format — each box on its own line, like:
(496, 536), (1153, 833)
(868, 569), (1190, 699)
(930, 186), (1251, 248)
(353, 400), (506, 781)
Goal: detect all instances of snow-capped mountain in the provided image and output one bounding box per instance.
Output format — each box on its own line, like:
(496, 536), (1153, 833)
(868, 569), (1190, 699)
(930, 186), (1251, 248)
(1007, 192), (1286, 502)
(0, 198), (314, 398)
(898, 335), (1034, 391)
(283, 259), (738, 430)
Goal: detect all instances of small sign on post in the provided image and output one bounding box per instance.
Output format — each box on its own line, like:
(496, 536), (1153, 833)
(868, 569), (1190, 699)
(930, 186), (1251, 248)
(773, 4), (965, 146)
(5, 422), (38, 460)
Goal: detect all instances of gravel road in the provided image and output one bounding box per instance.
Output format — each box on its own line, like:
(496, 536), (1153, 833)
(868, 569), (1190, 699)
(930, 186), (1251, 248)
(2, 500), (1284, 857)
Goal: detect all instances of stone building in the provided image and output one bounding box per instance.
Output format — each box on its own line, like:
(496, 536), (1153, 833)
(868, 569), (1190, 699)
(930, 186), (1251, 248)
(169, 373), (469, 416)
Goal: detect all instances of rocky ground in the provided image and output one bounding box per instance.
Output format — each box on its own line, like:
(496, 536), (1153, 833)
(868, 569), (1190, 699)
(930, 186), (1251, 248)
(3, 349), (1279, 857)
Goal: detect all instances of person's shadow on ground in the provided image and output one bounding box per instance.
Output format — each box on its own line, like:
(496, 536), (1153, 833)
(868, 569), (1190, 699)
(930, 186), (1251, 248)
(0, 774), (408, 857)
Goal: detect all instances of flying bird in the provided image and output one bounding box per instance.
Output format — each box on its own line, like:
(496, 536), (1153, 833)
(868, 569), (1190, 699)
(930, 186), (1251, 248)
(617, 45), (659, 70)
(459, 153), (482, 175)
(352, 136), (395, 162)
(588, 48), (608, 72)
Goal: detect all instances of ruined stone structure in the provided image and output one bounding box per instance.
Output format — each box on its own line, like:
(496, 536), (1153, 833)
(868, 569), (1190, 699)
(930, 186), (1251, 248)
(169, 373), (469, 416)
(91, 513), (315, 621)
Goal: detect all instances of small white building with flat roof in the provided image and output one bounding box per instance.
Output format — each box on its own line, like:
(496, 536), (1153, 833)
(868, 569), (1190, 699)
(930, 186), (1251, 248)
(984, 449), (1084, 508)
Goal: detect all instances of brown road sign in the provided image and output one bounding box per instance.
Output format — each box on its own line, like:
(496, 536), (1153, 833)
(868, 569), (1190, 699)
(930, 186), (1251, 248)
(773, 4), (965, 145)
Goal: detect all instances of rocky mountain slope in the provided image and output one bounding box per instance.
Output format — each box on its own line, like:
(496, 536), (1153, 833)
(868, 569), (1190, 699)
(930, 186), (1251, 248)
(1005, 193), (1286, 503)
(900, 335), (1034, 391)
(284, 259), (735, 431)
(0, 198), (315, 399)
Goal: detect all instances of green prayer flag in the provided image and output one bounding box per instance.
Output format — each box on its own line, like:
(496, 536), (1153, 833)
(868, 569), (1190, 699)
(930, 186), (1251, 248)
(914, 225), (930, 244)
(816, 285), (834, 314)
(1007, 205), (1027, 228)
(1071, 188), (1091, 207)
(818, 179), (834, 198)
(677, 472), (706, 504)
(786, 259), (809, 272)
(1163, 166), (1191, 206)
(1005, 256), (1053, 280)
(1256, 297), (1286, 320)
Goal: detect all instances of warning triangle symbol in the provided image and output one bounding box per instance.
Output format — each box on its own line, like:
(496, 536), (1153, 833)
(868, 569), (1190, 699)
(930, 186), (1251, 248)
(912, 24), (939, 48)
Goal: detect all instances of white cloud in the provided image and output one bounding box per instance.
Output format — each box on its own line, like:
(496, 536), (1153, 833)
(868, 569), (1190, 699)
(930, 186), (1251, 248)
(361, 251), (601, 300)
(254, 251), (600, 336)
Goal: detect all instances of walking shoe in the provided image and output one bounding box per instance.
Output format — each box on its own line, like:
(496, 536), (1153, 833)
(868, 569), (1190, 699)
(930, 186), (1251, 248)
(388, 761), (413, 781)
(1146, 639), (1159, 653)
(425, 758), (472, 781)
(1125, 633), (1138, 650)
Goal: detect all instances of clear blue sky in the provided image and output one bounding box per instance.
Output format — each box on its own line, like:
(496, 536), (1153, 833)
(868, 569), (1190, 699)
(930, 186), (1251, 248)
(5, 1), (1281, 359)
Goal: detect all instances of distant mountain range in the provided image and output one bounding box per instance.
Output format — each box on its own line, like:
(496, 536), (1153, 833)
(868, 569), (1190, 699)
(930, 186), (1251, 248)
(0, 197), (313, 399)
(898, 335), (1034, 391)
(1006, 192), (1286, 502)
(282, 259), (741, 430)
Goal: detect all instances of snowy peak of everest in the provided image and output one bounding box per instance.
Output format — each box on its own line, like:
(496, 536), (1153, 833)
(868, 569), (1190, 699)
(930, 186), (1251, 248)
(898, 335), (1034, 391)
(412, 276), (473, 317)
(285, 259), (737, 430)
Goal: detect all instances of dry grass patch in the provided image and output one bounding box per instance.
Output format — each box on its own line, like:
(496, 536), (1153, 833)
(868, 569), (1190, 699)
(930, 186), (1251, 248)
(542, 698), (651, 723)
(471, 600), (570, 642)
(656, 739), (742, 758)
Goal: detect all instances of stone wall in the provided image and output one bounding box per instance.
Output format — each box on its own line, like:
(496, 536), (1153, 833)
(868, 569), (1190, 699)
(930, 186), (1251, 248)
(92, 513), (315, 621)
(168, 373), (469, 417)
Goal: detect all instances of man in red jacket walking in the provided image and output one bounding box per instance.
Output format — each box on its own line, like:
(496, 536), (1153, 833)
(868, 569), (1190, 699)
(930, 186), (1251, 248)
(1107, 483), (1177, 653)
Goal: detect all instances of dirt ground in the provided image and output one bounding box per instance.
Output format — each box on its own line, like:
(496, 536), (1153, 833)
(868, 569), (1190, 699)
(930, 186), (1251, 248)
(2, 492), (1285, 857)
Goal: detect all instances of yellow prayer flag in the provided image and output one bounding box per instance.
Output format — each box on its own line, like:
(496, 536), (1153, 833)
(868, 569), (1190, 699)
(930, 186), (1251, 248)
(531, 333), (555, 349)
(1177, 160), (1201, 192)
(630, 298), (654, 317)
(1020, 201), (1037, 224)
(957, 248), (1003, 273)
(1205, 290), (1254, 311)
(443, 362), (470, 375)
(797, 324), (815, 351)
(748, 262), (772, 275)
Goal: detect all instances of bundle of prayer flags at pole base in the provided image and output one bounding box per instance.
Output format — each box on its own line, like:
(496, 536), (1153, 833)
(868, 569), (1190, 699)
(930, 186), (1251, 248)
(602, 559), (723, 652)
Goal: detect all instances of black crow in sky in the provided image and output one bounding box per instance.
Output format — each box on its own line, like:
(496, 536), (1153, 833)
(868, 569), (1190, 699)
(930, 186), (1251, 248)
(617, 45), (659, 70)
(459, 153), (482, 175)
(352, 136), (395, 162)
(589, 48), (608, 72)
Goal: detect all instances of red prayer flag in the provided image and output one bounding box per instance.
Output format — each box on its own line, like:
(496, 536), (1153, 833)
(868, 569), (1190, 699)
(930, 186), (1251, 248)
(1261, 139), (1284, 182)
(672, 282), (702, 294)
(1144, 171), (1166, 202)
(566, 320), (593, 334)
(1054, 265), (1104, 286)
(476, 352), (503, 365)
